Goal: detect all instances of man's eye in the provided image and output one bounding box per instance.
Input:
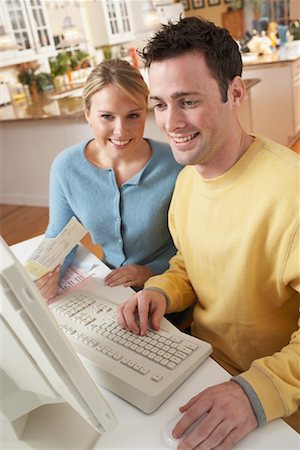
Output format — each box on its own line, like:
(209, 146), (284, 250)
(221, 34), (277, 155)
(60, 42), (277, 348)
(183, 99), (197, 107)
(152, 103), (166, 111)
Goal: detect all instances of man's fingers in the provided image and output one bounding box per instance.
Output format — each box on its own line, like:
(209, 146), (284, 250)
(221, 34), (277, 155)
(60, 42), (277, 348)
(136, 298), (150, 335)
(117, 298), (140, 334)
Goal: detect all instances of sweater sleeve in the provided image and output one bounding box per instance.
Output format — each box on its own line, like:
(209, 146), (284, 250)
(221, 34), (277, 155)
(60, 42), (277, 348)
(144, 191), (197, 312)
(234, 223), (300, 422)
(46, 154), (78, 276)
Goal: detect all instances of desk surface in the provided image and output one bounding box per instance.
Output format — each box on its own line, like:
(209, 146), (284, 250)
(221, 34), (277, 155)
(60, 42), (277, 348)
(2, 237), (299, 450)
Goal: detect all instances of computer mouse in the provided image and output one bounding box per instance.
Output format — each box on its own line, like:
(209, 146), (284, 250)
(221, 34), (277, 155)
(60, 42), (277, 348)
(162, 412), (206, 448)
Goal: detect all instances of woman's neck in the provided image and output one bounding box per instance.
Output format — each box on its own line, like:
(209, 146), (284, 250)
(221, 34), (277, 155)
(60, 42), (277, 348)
(86, 138), (152, 186)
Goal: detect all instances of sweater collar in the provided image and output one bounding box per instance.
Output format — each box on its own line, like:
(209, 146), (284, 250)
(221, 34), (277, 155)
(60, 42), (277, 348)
(196, 135), (264, 191)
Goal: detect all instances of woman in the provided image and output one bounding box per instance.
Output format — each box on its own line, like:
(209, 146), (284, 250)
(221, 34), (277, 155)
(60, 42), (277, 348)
(36, 59), (182, 299)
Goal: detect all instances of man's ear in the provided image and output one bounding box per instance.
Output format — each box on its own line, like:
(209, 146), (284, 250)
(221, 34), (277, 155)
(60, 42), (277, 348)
(229, 76), (245, 107)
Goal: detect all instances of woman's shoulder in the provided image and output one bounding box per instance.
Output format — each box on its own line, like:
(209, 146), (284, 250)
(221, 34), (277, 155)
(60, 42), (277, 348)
(148, 138), (171, 153)
(52, 140), (89, 169)
(147, 138), (182, 167)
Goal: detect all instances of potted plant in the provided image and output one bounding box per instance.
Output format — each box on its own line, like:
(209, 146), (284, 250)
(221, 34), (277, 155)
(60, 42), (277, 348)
(49, 51), (91, 89)
(227, 0), (243, 11)
(17, 62), (53, 99)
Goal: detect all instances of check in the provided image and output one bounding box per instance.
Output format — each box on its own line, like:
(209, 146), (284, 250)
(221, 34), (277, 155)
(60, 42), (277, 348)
(25, 217), (88, 280)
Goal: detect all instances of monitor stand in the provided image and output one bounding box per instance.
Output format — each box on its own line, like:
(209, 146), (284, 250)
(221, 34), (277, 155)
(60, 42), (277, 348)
(0, 321), (102, 450)
(1, 402), (101, 450)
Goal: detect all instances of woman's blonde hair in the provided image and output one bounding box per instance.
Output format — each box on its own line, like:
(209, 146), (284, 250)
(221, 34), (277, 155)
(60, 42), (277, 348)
(83, 59), (149, 113)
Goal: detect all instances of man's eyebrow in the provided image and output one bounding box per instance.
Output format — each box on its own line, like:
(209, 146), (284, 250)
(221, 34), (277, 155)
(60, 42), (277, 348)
(149, 91), (201, 101)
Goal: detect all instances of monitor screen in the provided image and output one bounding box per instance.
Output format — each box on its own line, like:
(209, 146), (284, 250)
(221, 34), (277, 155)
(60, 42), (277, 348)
(0, 236), (116, 440)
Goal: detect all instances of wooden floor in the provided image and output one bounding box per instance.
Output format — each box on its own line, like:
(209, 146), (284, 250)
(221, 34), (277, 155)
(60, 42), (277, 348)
(0, 203), (49, 245)
(0, 203), (103, 257)
(1, 139), (299, 247)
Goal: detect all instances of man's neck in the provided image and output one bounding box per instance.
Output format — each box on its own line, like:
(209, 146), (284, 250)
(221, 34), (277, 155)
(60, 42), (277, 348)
(196, 132), (254, 179)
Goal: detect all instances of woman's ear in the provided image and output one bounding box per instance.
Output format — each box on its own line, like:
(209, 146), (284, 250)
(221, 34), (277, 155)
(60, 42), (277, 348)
(84, 109), (91, 126)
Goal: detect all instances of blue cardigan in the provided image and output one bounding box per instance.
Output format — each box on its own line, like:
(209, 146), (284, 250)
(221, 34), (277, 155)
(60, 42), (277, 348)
(47, 138), (182, 275)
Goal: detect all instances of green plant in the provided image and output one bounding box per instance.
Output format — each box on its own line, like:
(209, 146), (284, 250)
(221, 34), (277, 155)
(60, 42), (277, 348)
(49, 52), (70, 77)
(17, 62), (52, 91)
(102, 45), (112, 61)
(17, 62), (40, 86)
(35, 72), (53, 91)
(70, 50), (90, 69)
(250, 0), (263, 15)
(227, 0), (243, 10)
(49, 50), (90, 76)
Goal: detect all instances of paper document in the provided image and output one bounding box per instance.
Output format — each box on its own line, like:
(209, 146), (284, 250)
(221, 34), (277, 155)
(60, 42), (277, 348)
(57, 264), (89, 294)
(25, 217), (88, 280)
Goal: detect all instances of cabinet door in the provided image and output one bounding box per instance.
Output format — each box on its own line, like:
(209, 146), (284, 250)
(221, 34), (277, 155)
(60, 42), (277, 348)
(222, 9), (244, 41)
(292, 59), (300, 139)
(243, 63), (294, 146)
(103, 0), (133, 44)
(25, 0), (55, 55)
(0, 0), (55, 68)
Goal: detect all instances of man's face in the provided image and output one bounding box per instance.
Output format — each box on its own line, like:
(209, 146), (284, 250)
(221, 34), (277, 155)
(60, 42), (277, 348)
(149, 52), (240, 177)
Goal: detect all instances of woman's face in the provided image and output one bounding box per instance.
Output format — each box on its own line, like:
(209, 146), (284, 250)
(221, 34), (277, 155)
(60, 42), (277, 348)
(85, 84), (147, 160)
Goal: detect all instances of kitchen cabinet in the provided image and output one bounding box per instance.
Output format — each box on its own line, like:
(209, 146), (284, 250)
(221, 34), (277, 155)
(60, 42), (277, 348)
(243, 56), (300, 146)
(84, 0), (134, 47)
(292, 58), (300, 140)
(222, 9), (244, 41)
(1, 0), (56, 68)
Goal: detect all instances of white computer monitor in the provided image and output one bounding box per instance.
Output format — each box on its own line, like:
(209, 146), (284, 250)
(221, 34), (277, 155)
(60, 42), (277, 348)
(0, 236), (116, 443)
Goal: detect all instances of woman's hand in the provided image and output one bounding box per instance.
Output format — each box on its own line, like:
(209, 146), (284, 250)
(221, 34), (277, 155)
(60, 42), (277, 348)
(104, 264), (153, 288)
(35, 265), (60, 301)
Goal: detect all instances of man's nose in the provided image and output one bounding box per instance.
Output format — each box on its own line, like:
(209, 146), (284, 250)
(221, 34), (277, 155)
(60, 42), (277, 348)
(164, 107), (185, 133)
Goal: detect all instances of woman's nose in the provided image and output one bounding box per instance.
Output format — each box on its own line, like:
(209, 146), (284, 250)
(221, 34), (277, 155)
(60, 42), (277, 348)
(113, 118), (127, 134)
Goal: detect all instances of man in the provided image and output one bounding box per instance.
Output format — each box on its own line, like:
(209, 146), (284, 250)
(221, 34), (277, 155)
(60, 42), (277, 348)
(117, 17), (299, 449)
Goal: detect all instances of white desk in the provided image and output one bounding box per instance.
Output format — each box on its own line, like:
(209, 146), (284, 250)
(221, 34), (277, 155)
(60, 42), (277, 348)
(3, 237), (299, 450)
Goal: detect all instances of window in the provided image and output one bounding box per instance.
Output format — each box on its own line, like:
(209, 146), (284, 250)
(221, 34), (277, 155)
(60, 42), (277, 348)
(260, 0), (290, 25)
(1, 0), (55, 66)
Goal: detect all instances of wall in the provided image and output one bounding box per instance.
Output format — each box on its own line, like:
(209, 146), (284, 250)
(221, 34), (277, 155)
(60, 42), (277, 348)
(0, 94), (253, 206)
(184, 0), (228, 27)
(0, 112), (164, 206)
(46, 1), (84, 38)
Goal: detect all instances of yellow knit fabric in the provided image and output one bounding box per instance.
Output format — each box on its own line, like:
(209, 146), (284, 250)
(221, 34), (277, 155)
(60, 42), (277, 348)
(145, 135), (300, 422)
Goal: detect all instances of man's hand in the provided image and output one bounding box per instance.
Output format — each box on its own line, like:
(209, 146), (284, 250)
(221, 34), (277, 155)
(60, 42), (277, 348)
(117, 289), (167, 335)
(173, 381), (258, 450)
(104, 264), (153, 288)
(35, 265), (60, 301)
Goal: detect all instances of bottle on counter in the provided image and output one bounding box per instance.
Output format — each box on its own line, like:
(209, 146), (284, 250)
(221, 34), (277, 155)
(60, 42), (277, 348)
(10, 83), (27, 103)
(0, 81), (12, 106)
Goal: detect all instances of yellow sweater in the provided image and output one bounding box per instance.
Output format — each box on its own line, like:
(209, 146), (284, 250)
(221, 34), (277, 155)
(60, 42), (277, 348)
(145, 135), (300, 423)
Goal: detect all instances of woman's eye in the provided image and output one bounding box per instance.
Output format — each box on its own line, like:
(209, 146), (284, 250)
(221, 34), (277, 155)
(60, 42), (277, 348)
(128, 113), (139, 119)
(101, 114), (113, 120)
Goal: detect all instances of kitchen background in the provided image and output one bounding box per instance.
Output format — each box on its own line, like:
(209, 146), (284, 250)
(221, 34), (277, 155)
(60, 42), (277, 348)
(0, 0), (299, 247)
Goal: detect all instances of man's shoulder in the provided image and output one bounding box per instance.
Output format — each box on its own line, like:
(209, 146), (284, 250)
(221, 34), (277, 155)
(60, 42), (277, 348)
(177, 165), (196, 181)
(258, 135), (299, 171)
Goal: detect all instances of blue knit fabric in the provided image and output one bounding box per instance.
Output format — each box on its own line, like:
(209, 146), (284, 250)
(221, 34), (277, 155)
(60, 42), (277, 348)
(46, 138), (182, 275)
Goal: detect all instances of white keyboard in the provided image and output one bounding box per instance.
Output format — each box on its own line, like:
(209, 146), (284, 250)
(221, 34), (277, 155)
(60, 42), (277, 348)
(50, 290), (212, 413)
